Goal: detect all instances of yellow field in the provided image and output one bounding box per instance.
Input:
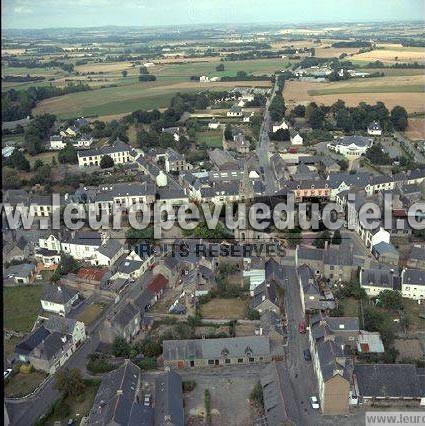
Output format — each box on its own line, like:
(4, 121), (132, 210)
(351, 48), (425, 64)
(283, 75), (425, 114)
(403, 117), (425, 141)
(75, 61), (136, 73)
(314, 47), (360, 58)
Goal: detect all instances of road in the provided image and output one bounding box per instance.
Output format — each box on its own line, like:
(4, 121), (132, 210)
(256, 76), (280, 195)
(280, 262), (321, 425)
(5, 271), (154, 426)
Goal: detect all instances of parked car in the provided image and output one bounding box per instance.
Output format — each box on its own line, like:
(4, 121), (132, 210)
(4, 369), (12, 380)
(303, 349), (311, 361)
(310, 396), (320, 409)
(144, 393), (151, 407)
(298, 321), (306, 334)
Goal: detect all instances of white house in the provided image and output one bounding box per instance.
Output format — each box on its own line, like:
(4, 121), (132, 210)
(227, 105), (243, 117)
(73, 135), (94, 149)
(272, 119), (289, 133)
(41, 285), (79, 316)
(359, 267), (399, 297)
(367, 121), (382, 136)
(77, 139), (133, 168)
(200, 75), (209, 83)
(44, 315), (86, 348)
(290, 132), (303, 146)
(50, 135), (66, 150)
(95, 239), (125, 267)
(328, 135), (373, 157)
(401, 269), (425, 301)
(208, 120), (221, 130)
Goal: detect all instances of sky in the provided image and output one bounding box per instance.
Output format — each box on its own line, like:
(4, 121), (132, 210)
(2, 0), (424, 29)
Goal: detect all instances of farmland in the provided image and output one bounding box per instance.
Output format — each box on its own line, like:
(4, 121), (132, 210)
(283, 75), (425, 114)
(350, 47), (425, 64)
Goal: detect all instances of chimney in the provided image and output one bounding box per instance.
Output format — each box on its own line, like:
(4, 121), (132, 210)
(324, 240), (329, 250)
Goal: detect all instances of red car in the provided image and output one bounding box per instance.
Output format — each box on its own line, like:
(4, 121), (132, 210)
(298, 321), (306, 334)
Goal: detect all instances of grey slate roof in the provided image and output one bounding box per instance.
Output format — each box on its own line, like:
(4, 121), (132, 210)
(250, 281), (279, 310)
(42, 285), (78, 305)
(337, 135), (373, 147)
(155, 371), (184, 426)
(15, 326), (51, 356)
(4, 263), (35, 278)
(410, 245), (425, 261)
(44, 315), (79, 336)
(265, 258), (284, 285)
(97, 239), (122, 259)
(360, 267), (399, 290)
(112, 302), (139, 329)
(402, 268), (425, 287)
(297, 264), (320, 295)
(88, 360), (143, 425)
(354, 364), (422, 398)
(260, 311), (285, 336)
(162, 336), (271, 361)
(316, 339), (350, 382)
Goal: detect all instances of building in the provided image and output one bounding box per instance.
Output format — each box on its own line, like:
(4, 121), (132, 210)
(367, 121), (382, 136)
(407, 244), (425, 270)
(372, 241), (400, 266)
(250, 281), (280, 314)
(77, 139), (134, 168)
(99, 302), (141, 343)
(73, 134), (94, 149)
(359, 267), (400, 297)
(43, 315), (86, 347)
(14, 325), (74, 374)
(208, 120), (221, 130)
(227, 105), (243, 117)
(401, 268), (425, 301)
(290, 131), (303, 146)
(272, 119), (289, 133)
(162, 336), (271, 369)
(155, 370), (184, 426)
(353, 364), (422, 405)
(88, 360), (153, 425)
(356, 331), (385, 354)
(297, 264), (321, 313)
(311, 339), (350, 415)
(164, 148), (190, 172)
(95, 239), (125, 266)
(49, 135), (66, 150)
(40, 285), (79, 316)
(4, 263), (37, 285)
(327, 135), (373, 157)
(310, 315), (359, 348)
(34, 248), (61, 268)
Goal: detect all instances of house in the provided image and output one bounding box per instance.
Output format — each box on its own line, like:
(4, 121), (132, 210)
(311, 339), (350, 415)
(297, 264), (321, 313)
(153, 256), (182, 288)
(95, 239), (124, 266)
(208, 120), (221, 130)
(372, 241), (399, 266)
(62, 126), (78, 137)
(359, 267), (400, 297)
(146, 274), (168, 304)
(401, 268), (425, 301)
(49, 135), (66, 150)
(227, 105), (243, 117)
(14, 326), (74, 374)
(243, 258), (266, 292)
(165, 148), (190, 172)
(272, 119), (289, 133)
(4, 263), (37, 285)
(233, 133), (250, 154)
(162, 336), (271, 369)
(155, 370), (184, 426)
(88, 360), (153, 425)
(310, 314), (359, 348)
(250, 281), (280, 314)
(3, 236), (29, 263)
(34, 248), (61, 268)
(41, 285), (79, 316)
(265, 257), (285, 287)
(353, 364), (422, 405)
(61, 231), (104, 262)
(43, 315), (86, 348)
(112, 251), (155, 280)
(99, 302), (141, 343)
(77, 139), (134, 168)
(242, 111), (254, 122)
(367, 121), (382, 136)
(2, 145), (16, 158)
(407, 244), (425, 270)
(74, 117), (89, 129)
(73, 134), (93, 149)
(162, 126), (182, 142)
(327, 135), (373, 157)
(290, 131), (303, 146)
(257, 311), (285, 345)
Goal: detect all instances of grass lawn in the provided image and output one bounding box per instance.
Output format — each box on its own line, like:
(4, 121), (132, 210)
(342, 297), (360, 317)
(403, 298), (425, 332)
(200, 297), (248, 320)
(4, 336), (20, 362)
(5, 371), (48, 398)
(196, 130), (223, 148)
(3, 285), (44, 333)
(24, 151), (57, 167)
(76, 303), (105, 326)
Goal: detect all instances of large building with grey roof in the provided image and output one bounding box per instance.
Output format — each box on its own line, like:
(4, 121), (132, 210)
(162, 336), (271, 369)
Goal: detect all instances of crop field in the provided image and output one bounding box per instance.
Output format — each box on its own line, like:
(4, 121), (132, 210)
(314, 47), (360, 58)
(403, 117), (425, 141)
(350, 47), (425, 64)
(283, 75), (425, 114)
(196, 130), (223, 148)
(33, 79), (271, 118)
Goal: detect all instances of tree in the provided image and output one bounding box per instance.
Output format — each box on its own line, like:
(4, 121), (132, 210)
(100, 154), (114, 169)
(139, 74), (156, 82)
(270, 128), (290, 141)
(33, 159), (44, 170)
(331, 229), (342, 245)
(58, 142), (77, 164)
(269, 94), (286, 122)
(224, 124), (233, 140)
(306, 104), (325, 129)
(112, 337), (131, 357)
(216, 63), (224, 72)
(51, 156), (57, 166)
(293, 104), (306, 117)
(121, 70), (128, 77)
(250, 381), (264, 409)
(139, 65), (149, 74)
(35, 164), (52, 184)
(390, 106), (408, 131)
(247, 309), (260, 320)
(55, 369), (85, 397)
(365, 143), (391, 165)
(56, 255), (80, 275)
(9, 150), (30, 171)
(313, 230), (331, 249)
(377, 290), (403, 310)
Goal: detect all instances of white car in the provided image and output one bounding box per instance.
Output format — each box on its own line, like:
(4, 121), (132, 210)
(144, 393), (151, 406)
(4, 369), (12, 380)
(310, 396), (320, 409)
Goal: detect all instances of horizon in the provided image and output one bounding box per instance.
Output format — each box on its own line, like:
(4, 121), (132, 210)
(2, 0), (424, 30)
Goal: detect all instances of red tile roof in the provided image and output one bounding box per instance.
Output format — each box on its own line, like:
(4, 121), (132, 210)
(147, 274), (168, 293)
(77, 267), (107, 282)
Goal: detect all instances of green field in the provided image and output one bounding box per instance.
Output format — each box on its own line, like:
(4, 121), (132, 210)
(308, 84), (424, 96)
(362, 68), (425, 77)
(196, 130), (223, 147)
(3, 285), (43, 332)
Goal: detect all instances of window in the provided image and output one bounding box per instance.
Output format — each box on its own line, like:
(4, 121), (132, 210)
(208, 360), (214, 365)
(237, 358), (243, 363)
(225, 359), (230, 364)
(249, 358), (254, 363)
